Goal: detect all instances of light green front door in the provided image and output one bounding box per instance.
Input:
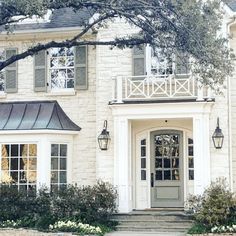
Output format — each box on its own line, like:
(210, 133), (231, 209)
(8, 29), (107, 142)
(150, 130), (184, 208)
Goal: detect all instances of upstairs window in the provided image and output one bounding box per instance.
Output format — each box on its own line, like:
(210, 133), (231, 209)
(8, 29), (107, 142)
(49, 47), (75, 90)
(133, 45), (190, 77)
(34, 46), (88, 93)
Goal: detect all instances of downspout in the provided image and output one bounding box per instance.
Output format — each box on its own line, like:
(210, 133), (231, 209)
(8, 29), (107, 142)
(226, 16), (236, 191)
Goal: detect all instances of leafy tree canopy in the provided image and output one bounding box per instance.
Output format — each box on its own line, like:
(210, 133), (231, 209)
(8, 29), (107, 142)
(0, 0), (234, 88)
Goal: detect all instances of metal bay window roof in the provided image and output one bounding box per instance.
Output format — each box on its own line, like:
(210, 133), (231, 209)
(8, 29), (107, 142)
(0, 101), (81, 131)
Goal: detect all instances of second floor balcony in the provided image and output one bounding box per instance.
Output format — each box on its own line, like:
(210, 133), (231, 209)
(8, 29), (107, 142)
(110, 74), (214, 104)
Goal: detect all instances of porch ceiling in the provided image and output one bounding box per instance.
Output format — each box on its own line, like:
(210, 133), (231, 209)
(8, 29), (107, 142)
(0, 100), (81, 131)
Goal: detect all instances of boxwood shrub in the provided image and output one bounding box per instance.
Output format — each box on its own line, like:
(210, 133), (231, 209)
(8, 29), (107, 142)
(0, 181), (117, 229)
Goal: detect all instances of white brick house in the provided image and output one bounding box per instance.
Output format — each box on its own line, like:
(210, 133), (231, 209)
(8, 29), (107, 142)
(0, 4), (236, 213)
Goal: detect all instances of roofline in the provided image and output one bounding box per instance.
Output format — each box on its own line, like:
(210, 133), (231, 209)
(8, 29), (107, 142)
(0, 130), (79, 135)
(0, 26), (84, 35)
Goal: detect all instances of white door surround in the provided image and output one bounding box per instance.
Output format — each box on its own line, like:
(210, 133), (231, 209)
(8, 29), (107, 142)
(111, 102), (213, 213)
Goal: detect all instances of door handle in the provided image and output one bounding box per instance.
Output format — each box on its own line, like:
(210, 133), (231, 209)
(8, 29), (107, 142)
(151, 173), (154, 187)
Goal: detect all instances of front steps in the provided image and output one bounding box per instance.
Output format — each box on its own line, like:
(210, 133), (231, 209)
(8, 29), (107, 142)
(112, 209), (193, 233)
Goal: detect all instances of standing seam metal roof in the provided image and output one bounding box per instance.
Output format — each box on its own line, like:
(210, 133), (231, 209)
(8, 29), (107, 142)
(0, 100), (81, 131)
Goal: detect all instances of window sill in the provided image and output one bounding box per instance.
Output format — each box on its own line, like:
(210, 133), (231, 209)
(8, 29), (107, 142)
(0, 93), (6, 98)
(47, 90), (76, 96)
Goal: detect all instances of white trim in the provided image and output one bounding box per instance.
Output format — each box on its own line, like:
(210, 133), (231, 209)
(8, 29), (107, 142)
(0, 130), (79, 135)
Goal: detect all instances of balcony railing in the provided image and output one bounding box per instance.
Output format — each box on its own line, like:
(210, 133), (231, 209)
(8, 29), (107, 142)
(111, 74), (213, 103)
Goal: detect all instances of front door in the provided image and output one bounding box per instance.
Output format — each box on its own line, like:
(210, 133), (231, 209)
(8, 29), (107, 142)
(150, 130), (184, 207)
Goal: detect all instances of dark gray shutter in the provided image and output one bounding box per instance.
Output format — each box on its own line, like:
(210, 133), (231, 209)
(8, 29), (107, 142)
(34, 50), (47, 92)
(132, 45), (146, 76)
(175, 52), (190, 75)
(5, 48), (18, 93)
(75, 46), (88, 90)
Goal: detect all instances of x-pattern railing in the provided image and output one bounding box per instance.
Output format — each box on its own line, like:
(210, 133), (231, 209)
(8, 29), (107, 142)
(112, 74), (212, 103)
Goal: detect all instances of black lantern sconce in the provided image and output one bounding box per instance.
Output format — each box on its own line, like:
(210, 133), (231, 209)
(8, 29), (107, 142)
(98, 120), (111, 151)
(212, 117), (224, 149)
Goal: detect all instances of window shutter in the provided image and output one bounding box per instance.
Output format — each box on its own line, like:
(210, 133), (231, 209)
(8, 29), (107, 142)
(5, 48), (18, 93)
(175, 52), (190, 75)
(75, 46), (88, 90)
(132, 45), (146, 76)
(34, 50), (47, 92)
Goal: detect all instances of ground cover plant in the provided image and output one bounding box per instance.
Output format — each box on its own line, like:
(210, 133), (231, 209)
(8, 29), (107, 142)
(0, 181), (117, 235)
(187, 178), (236, 234)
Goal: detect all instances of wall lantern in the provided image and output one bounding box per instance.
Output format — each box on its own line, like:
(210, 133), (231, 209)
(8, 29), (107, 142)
(212, 117), (224, 149)
(98, 120), (111, 151)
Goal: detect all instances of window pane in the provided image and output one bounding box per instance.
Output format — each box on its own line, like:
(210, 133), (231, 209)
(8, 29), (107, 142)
(155, 158), (162, 168)
(155, 146), (162, 156)
(28, 171), (37, 183)
(51, 144), (59, 156)
(141, 146), (146, 157)
(28, 158), (37, 170)
(2, 145), (9, 158)
(60, 158), (67, 170)
(164, 170), (171, 180)
(141, 139), (146, 145)
(188, 146), (194, 156)
(141, 170), (146, 180)
(60, 144), (67, 157)
(189, 158), (194, 168)
(29, 144), (37, 157)
(156, 171), (162, 180)
(60, 171), (67, 183)
(11, 158), (18, 170)
(51, 158), (58, 170)
(1, 158), (9, 170)
(51, 171), (58, 183)
(141, 158), (146, 169)
(11, 145), (18, 157)
(172, 169), (180, 180)
(164, 158), (170, 168)
(10, 171), (18, 183)
(189, 170), (194, 180)
(172, 158), (179, 168)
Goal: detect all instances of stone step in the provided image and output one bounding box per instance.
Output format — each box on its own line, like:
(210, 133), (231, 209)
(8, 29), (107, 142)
(116, 225), (189, 232)
(112, 214), (191, 221)
(117, 221), (192, 226)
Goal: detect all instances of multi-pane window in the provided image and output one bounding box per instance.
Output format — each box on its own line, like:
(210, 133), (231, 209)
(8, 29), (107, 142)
(140, 139), (147, 181)
(151, 48), (173, 76)
(149, 47), (190, 76)
(0, 144), (37, 191)
(188, 138), (194, 180)
(51, 144), (67, 191)
(49, 47), (75, 90)
(154, 134), (180, 181)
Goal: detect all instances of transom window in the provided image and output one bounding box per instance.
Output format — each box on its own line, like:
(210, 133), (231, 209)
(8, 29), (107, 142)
(51, 144), (67, 191)
(49, 47), (75, 90)
(0, 144), (37, 191)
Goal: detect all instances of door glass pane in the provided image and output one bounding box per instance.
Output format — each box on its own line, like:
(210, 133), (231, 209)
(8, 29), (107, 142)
(154, 133), (181, 181)
(141, 158), (146, 168)
(141, 147), (146, 157)
(164, 170), (171, 180)
(155, 158), (162, 168)
(156, 170), (162, 180)
(141, 170), (146, 180)
(164, 158), (171, 168)
(172, 169), (180, 180)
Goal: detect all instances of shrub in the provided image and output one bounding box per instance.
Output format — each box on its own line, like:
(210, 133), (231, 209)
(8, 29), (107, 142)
(0, 181), (117, 230)
(188, 178), (236, 228)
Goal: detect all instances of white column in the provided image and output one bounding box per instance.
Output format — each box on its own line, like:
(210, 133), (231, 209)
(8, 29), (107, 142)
(193, 114), (211, 195)
(114, 117), (132, 213)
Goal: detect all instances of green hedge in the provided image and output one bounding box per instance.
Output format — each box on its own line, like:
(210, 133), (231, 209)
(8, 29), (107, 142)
(0, 181), (117, 229)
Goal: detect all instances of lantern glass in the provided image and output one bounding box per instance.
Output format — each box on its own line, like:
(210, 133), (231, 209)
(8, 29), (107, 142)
(212, 128), (224, 149)
(98, 131), (110, 150)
